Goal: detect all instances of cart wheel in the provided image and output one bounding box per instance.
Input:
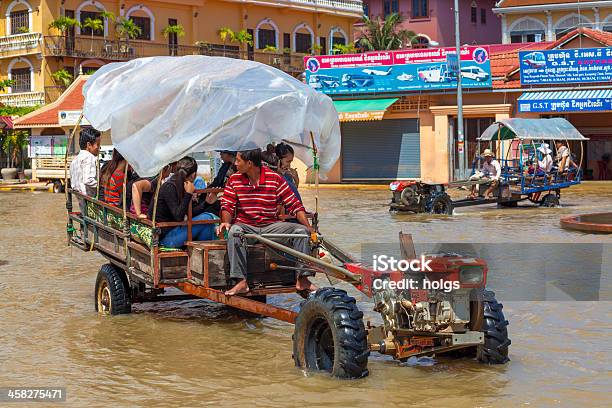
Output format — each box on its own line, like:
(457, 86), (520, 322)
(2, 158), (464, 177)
(477, 290), (510, 364)
(293, 288), (369, 379)
(426, 192), (453, 215)
(95, 264), (131, 315)
(52, 180), (64, 194)
(540, 193), (560, 207)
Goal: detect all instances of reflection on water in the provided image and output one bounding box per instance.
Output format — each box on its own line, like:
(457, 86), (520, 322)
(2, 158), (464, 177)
(0, 184), (611, 407)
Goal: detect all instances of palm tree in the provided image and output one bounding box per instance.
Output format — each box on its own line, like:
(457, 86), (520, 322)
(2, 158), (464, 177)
(163, 24), (185, 56)
(234, 29), (252, 47)
(116, 17), (142, 48)
(83, 17), (103, 52)
(358, 13), (416, 51)
(48, 17), (80, 52)
(99, 11), (115, 39)
(218, 27), (234, 55)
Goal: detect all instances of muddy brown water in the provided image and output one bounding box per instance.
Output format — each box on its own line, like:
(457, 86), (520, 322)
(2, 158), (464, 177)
(1, 185), (611, 407)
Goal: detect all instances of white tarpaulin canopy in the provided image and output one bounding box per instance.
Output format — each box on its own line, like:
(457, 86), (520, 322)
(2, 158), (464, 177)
(82, 56), (340, 177)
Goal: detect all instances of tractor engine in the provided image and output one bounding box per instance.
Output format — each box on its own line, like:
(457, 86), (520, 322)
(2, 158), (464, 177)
(373, 283), (472, 333)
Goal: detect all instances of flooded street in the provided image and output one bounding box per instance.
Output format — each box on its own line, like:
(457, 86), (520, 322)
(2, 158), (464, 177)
(1, 184), (611, 407)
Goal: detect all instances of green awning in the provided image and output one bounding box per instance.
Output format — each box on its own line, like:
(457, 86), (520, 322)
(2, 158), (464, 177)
(333, 98), (399, 113)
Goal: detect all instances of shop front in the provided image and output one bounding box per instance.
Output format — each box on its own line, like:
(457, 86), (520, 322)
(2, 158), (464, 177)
(515, 43), (612, 180)
(304, 46), (494, 183)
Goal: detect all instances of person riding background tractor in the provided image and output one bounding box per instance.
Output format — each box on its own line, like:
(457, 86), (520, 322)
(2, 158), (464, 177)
(468, 148), (501, 200)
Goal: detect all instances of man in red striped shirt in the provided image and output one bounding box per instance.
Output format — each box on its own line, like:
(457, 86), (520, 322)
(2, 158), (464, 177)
(218, 148), (316, 296)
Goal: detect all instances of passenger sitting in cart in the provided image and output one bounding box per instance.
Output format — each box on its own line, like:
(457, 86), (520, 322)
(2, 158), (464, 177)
(208, 150), (236, 188)
(526, 143), (553, 178)
(99, 149), (128, 207)
(468, 149), (501, 200)
(148, 156), (219, 248)
(554, 141), (577, 173)
(217, 148), (316, 296)
(129, 165), (173, 218)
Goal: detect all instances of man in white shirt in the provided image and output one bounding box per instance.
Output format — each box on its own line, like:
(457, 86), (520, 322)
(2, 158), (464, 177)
(469, 148), (501, 199)
(70, 128), (101, 213)
(555, 141), (571, 171)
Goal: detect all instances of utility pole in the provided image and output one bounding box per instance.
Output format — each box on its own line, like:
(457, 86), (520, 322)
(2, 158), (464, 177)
(454, 0), (465, 180)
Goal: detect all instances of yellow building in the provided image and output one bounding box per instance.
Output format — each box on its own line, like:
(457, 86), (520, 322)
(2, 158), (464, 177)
(494, 0), (612, 44)
(0, 0), (363, 107)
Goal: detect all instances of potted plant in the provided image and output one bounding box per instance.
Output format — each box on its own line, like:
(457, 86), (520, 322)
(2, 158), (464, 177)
(116, 17), (142, 56)
(310, 43), (322, 55)
(52, 68), (73, 87)
(99, 11), (115, 39)
(82, 17), (103, 52)
(262, 45), (278, 52)
(234, 29), (253, 56)
(0, 79), (15, 92)
(48, 17), (80, 53)
(1, 130), (28, 180)
(332, 43), (357, 55)
(162, 24), (185, 56)
(217, 27), (234, 56)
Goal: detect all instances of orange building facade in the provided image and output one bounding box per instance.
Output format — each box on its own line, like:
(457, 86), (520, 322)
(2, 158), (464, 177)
(0, 0), (363, 107)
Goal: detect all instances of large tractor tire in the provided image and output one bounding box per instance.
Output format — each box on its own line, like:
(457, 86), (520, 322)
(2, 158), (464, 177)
(95, 264), (132, 315)
(426, 192), (454, 215)
(293, 288), (369, 379)
(477, 290), (510, 364)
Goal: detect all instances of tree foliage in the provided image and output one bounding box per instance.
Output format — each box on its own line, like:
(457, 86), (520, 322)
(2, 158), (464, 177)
(358, 13), (416, 51)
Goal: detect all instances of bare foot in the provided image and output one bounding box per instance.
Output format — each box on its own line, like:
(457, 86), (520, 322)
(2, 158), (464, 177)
(296, 276), (318, 292)
(224, 279), (250, 296)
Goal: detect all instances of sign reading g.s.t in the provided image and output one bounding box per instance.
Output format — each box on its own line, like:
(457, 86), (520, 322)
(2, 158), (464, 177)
(519, 47), (612, 85)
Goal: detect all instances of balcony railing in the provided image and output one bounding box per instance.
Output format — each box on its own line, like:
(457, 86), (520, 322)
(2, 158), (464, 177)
(44, 36), (308, 74)
(286, 0), (363, 14)
(0, 91), (44, 107)
(0, 32), (43, 57)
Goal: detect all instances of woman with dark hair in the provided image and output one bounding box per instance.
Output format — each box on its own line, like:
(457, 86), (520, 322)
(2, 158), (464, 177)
(275, 142), (301, 202)
(100, 149), (128, 207)
(261, 144), (279, 170)
(148, 156), (218, 248)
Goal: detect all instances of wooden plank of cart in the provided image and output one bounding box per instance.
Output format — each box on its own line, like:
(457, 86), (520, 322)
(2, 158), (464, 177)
(63, 56), (511, 379)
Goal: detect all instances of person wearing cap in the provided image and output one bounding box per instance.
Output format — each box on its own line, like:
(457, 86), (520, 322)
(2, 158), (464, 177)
(468, 148), (501, 199)
(208, 150), (236, 188)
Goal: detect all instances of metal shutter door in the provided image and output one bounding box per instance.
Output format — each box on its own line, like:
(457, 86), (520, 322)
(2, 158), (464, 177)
(341, 119), (420, 180)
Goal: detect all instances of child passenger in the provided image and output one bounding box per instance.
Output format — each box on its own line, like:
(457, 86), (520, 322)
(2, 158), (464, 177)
(100, 149), (127, 207)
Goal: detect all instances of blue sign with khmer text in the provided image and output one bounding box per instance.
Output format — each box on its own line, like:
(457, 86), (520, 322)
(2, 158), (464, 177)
(519, 47), (612, 85)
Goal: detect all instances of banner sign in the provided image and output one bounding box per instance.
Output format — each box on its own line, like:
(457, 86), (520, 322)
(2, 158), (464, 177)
(58, 110), (90, 126)
(519, 47), (612, 85)
(304, 46), (492, 95)
(518, 97), (612, 113)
